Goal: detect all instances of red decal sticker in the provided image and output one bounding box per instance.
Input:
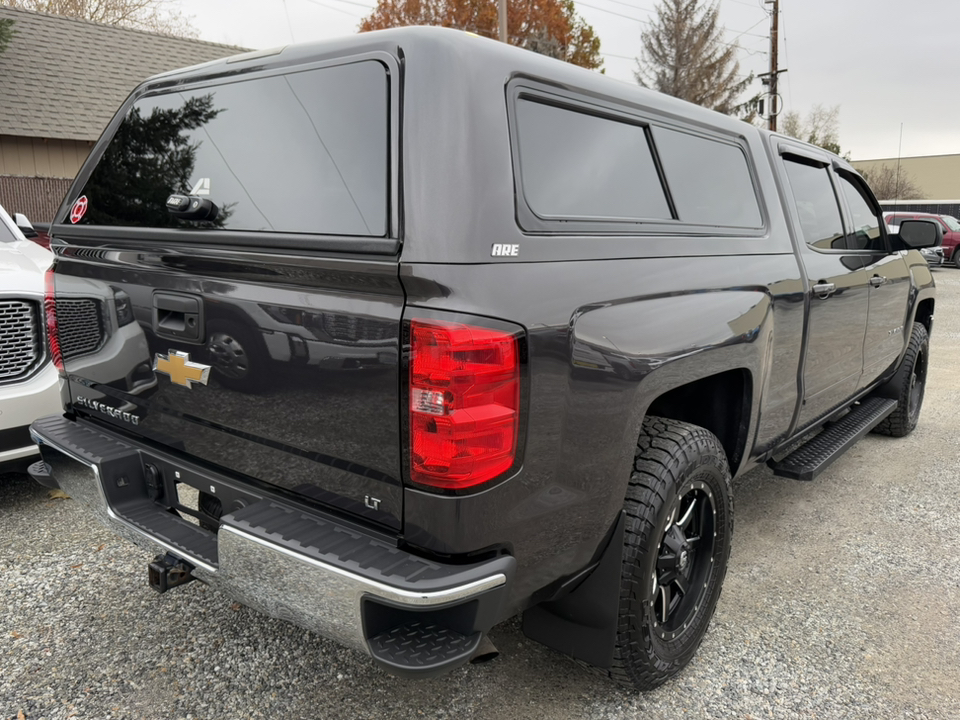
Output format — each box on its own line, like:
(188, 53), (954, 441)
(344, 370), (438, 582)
(70, 196), (88, 224)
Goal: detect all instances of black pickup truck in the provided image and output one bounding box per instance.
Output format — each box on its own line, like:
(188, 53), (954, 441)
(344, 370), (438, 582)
(30, 27), (938, 691)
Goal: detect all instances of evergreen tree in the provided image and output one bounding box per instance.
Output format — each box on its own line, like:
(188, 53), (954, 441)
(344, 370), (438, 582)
(0, 18), (15, 55)
(635, 0), (753, 115)
(82, 95), (226, 227)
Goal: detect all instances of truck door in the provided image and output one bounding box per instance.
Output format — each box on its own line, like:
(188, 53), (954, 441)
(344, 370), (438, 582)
(833, 170), (912, 388)
(780, 151), (870, 429)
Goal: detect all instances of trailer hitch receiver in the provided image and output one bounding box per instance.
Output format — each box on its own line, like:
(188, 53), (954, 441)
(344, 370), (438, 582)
(148, 553), (196, 593)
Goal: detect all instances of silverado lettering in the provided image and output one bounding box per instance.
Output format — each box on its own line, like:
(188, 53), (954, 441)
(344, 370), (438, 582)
(75, 396), (140, 426)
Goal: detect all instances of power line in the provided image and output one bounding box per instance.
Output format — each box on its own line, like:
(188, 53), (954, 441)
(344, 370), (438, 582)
(281, 0), (296, 42)
(577, 0), (769, 52)
(576, 1), (652, 24)
(726, 15), (768, 42)
(302, 0), (363, 17)
(320, 0), (375, 9)
(780, 3), (793, 108)
(600, 52), (637, 61)
(591, 0), (659, 12)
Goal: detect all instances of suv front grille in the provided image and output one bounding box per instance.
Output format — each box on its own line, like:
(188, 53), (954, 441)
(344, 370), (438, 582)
(57, 298), (104, 360)
(321, 314), (392, 343)
(0, 299), (43, 384)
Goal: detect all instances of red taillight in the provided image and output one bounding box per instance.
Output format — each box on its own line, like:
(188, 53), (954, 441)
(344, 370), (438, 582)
(409, 319), (521, 490)
(44, 267), (64, 373)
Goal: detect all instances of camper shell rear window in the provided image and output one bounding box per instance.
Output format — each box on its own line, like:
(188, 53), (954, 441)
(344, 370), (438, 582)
(68, 60), (389, 238)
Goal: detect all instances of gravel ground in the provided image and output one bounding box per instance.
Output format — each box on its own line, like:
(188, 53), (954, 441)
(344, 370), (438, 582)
(3, 270), (960, 720)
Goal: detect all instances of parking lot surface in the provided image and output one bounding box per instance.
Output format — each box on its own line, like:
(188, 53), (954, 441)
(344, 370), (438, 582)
(3, 270), (959, 720)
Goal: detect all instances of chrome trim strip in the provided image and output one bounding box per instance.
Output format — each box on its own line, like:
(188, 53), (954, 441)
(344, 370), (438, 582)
(219, 524), (506, 606)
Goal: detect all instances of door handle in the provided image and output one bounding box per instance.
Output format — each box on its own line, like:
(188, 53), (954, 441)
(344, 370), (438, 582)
(812, 282), (836, 297)
(869, 275), (887, 287)
(153, 292), (203, 341)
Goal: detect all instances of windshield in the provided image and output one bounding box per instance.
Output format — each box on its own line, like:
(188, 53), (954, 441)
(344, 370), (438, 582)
(940, 215), (960, 232)
(0, 216), (20, 244)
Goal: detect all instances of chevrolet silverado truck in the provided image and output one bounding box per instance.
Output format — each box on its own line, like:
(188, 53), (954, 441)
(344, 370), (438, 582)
(29, 28), (938, 691)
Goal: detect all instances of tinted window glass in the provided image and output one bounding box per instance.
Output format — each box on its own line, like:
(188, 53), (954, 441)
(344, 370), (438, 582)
(73, 61), (388, 236)
(941, 215), (960, 231)
(653, 127), (762, 227)
(0, 218), (18, 244)
(515, 99), (671, 221)
(783, 158), (846, 250)
(838, 174), (883, 250)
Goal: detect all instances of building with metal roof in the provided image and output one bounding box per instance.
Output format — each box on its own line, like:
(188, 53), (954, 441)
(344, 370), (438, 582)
(0, 6), (243, 222)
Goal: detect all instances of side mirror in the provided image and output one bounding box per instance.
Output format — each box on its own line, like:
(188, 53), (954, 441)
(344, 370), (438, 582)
(898, 220), (942, 249)
(14, 212), (38, 238)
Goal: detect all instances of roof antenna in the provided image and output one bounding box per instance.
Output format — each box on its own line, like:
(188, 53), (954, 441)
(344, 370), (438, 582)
(894, 122), (903, 204)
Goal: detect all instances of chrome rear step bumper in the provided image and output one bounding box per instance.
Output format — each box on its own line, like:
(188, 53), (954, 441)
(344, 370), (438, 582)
(30, 415), (513, 677)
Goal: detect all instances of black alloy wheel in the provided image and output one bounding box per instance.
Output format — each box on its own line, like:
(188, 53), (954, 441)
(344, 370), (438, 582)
(650, 483), (716, 642)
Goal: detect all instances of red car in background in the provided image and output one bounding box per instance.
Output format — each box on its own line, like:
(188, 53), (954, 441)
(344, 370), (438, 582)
(884, 212), (960, 268)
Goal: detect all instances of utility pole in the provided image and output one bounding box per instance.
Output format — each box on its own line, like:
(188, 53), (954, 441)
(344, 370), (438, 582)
(499, 0), (507, 43)
(761, 0), (786, 132)
(769, 0), (779, 131)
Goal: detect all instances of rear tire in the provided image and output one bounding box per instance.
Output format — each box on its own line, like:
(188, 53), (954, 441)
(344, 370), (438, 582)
(607, 417), (733, 691)
(872, 322), (929, 437)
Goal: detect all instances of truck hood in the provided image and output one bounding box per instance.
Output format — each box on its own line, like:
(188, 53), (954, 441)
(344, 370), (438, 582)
(0, 241), (53, 291)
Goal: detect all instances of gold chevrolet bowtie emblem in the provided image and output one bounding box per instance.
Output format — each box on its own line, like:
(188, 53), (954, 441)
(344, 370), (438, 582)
(153, 350), (211, 388)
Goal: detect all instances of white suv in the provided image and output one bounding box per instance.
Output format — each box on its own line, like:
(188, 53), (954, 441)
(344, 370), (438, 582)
(0, 204), (62, 470)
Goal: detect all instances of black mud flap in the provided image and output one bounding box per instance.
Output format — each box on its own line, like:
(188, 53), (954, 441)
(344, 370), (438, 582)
(521, 511), (625, 669)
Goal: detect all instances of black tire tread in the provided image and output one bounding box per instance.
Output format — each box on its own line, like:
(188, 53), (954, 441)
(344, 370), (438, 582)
(602, 416), (733, 691)
(872, 322), (928, 437)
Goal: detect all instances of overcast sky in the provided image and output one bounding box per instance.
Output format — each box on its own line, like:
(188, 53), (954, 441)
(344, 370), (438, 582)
(171, 0), (959, 161)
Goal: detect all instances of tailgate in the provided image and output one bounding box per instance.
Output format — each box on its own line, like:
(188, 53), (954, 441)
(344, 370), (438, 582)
(52, 253), (403, 529)
(48, 52), (405, 529)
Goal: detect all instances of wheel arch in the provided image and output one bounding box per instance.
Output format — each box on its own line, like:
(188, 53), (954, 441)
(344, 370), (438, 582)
(913, 296), (934, 335)
(644, 368), (753, 472)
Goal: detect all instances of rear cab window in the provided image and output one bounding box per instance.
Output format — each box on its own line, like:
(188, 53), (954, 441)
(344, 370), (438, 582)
(836, 172), (884, 251)
(65, 59), (392, 243)
(781, 156), (847, 250)
(509, 82), (764, 236)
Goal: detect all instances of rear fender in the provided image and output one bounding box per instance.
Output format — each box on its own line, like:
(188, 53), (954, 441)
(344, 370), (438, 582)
(565, 289), (772, 488)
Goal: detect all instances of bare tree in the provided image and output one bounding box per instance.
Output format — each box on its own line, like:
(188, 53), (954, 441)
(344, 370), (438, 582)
(6, 0), (197, 37)
(860, 164), (925, 201)
(780, 104), (843, 156)
(635, 0), (754, 115)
